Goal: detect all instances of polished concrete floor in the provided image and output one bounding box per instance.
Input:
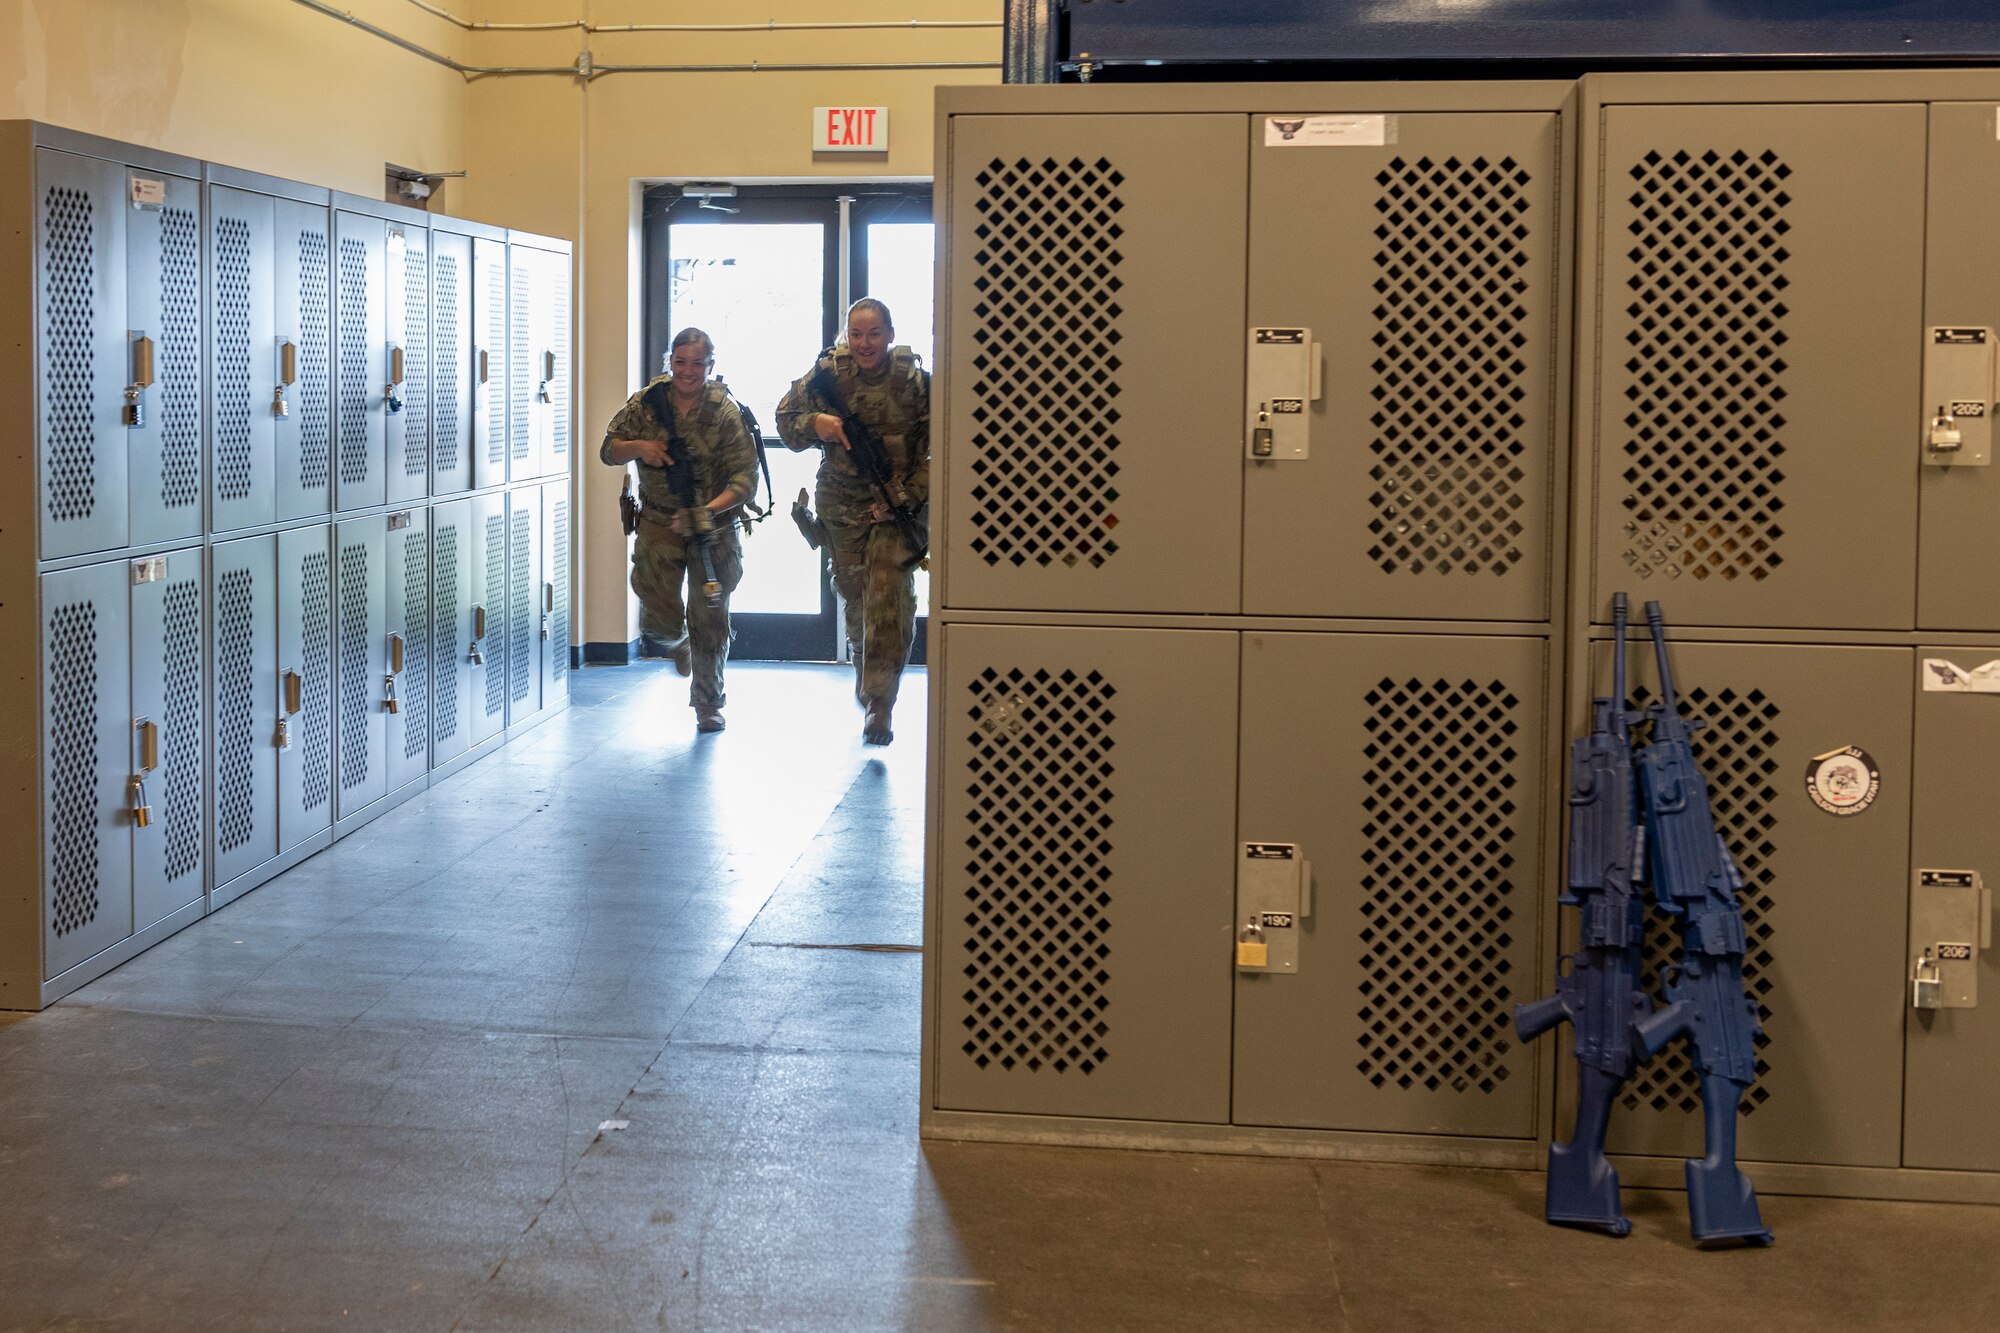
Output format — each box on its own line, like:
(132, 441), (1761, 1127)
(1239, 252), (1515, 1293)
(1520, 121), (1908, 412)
(2, 661), (1997, 1332)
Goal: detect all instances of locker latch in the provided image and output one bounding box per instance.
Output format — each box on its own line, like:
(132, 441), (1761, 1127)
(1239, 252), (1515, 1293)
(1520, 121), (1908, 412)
(1244, 327), (1318, 461)
(129, 714), (157, 828)
(383, 673), (400, 715)
(276, 668), (302, 749)
(124, 331), (155, 427)
(541, 584), (554, 640)
(386, 344), (405, 415)
(1913, 951), (1943, 1010)
(1911, 868), (1992, 1010)
(1235, 841), (1311, 974)
(469, 605), (486, 665)
(128, 777), (152, 829)
(1923, 328), (1994, 467)
(274, 337), (297, 418)
(539, 349), (556, 403)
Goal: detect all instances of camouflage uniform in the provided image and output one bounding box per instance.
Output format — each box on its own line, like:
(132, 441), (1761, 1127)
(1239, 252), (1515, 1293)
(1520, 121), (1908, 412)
(601, 377), (758, 711)
(776, 345), (930, 716)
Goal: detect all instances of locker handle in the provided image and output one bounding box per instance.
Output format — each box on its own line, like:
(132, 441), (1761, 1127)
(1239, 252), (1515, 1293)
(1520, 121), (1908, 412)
(1984, 886), (1994, 952)
(131, 332), (156, 389)
(1299, 860), (1313, 920)
(473, 604), (486, 639)
(278, 338), (298, 386)
(389, 345), (406, 387)
(477, 348), (490, 385)
(135, 718), (159, 774)
(544, 582), (554, 613)
(389, 632), (405, 675)
(543, 349), (556, 382)
(282, 668), (303, 715)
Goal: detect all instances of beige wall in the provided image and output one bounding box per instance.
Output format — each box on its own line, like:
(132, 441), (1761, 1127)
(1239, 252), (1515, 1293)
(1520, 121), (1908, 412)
(4, 0), (1001, 650)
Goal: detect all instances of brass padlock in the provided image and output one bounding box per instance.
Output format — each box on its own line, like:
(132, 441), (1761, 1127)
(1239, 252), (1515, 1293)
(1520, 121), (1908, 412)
(383, 673), (399, 715)
(1913, 950), (1943, 1010)
(274, 715), (291, 750)
(272, 384), (289, 419)
(1236, 918), (1269, 970)
(129, 777), (152, 829)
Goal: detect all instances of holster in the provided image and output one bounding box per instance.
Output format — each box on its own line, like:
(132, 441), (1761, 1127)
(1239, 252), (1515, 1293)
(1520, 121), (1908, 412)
(619, 473), (639, 536)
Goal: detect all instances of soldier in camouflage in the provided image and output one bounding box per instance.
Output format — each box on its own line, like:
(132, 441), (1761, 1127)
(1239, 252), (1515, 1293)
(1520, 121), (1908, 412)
(602, 327), (759, 733)
(776, 298), (930, 745)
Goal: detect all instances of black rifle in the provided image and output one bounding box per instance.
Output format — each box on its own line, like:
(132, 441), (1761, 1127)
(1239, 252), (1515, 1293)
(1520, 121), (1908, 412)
(643, 383), (722, 609)
(806, 365), (927, 564)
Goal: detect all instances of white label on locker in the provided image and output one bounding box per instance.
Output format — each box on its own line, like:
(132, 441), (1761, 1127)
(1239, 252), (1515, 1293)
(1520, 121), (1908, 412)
(1264, 115), (1392, 147)
(130, 556), (167, 584)
(1804, 745), (1881, 816)
(1261, 912), (1296, 929)
(129, 176), (166, 208)
(1922, 658), (2000, 693)
(1939, 943), (1974, 961)
(1271, 399), (1304, 413)
(387, 511), (413, 531)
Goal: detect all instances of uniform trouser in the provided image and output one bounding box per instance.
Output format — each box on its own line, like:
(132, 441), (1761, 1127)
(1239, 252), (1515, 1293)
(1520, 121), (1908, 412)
(630, 521), (742, 710)
(825, 506), (923, 712)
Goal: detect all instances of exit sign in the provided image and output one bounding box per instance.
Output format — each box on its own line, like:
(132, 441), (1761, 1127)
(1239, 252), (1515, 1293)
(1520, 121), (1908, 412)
(815, 106), (889, 153)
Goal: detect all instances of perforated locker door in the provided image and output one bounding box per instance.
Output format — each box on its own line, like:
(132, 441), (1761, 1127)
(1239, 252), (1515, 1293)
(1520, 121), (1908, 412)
(211, 534), (279, 889)
(541, 479), (570, 705)
(210, 186), (277, 533)
(1244, 114), (1558, 622)
(40, 560), (133, 978)
(334, 518), (388, 818)
(130, 549), (204, 931)
(126, 170), (203, 548)
(430, 500), (475, 767)
(1919, 106), (2000, 633)
(936, 624), (1238, 1123)
(36, 149), (129, 560)
(1594, 639), (1911, 1169)
(543, 250), (572, 481)
(468, 492), (507, 745)
(430, 230), (475, 495)
(472, 238), (509, 489)
(1905, 643), (2000, 1172)
(943, 116), (1247, 614)
(275, 198), (334, 520)
(387, 226), (430, 506)
(505, 486), (543, 727)
(507, 245), (539, 484)
(1234, 631), (1547, 1137)
(277, 525), (334, 852)
(385, 508), (430, 793)
(333, 211), (387, 511)
(1590, 105), (1925, 630)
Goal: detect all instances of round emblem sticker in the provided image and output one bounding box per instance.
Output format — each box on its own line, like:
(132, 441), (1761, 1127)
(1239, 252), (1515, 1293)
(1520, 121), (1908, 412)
(1805, 746), (1880, 816)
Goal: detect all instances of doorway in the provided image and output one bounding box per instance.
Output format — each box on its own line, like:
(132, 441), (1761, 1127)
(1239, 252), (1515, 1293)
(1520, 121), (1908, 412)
(641, 183), (934, 663)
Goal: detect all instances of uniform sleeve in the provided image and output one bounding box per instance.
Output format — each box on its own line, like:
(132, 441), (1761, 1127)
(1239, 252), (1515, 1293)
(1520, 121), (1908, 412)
(775, 367), (831, 452)
(716, 403), (759, 506)
(599, 390), (652, 464)
(901, 368), (932, 506)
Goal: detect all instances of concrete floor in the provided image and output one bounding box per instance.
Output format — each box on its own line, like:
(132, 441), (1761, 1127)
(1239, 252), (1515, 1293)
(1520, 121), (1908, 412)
(2, 660), (1997, 1332)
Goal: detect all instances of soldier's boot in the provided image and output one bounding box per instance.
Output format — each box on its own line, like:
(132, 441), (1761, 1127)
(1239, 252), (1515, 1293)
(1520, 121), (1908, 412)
(695, 706), (725, 734)
(640, 634), (693, 676)
(862, 700), (893, 746)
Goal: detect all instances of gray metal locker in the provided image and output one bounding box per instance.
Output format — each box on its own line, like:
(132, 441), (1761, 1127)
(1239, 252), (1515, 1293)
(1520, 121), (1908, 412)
(334, 518), (388, 818)
(129, 550), (204, 931)
(36, 148), (129, 560)
(1243, 112), (1559, 622)
(473, 237), (509, 489)
(275, 197), (333, 520)
(211, 533), (280, 889)
(544, 249), (572, 479)
(430, 229), (475, 496)
(1587, 103), (1926, 629)
(430, 500), (475, 767)
(1233, 631), (1548, 1139)
(209, 185), (277, 533)
(1904, 643), (2000, 1172)
(1593, 638), (1912, 1170)
(541, 479), (570, 705)
(385, 508), (431, 792)
(1918, 105), (2000, 633)
(936, 624), (1239, 1123)
(125, 169), (203, 549)
(277, 525), (335, 853)
(470, 493), (507, 745)
(387, 226), (430, 506)
(40, 560), (134, 978)
(943, 115), (1248, 615)
(333, 210), (387, 511)
(507, 246), (535, 481)
(505, 487), (542, 725)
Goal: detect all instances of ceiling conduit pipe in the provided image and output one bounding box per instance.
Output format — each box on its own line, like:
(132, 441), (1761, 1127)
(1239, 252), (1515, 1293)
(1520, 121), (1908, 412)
(398, 0), (1001, 35)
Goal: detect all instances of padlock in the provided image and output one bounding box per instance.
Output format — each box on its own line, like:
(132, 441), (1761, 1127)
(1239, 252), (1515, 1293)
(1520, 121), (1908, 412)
(123, 384), (145, 428)
(383, 673), (399, 715)
(274, 715), (291, 750)
(1913, 950), (1943, 1010)
(1251, 405), (1274, 458)
(129, 777), (152, 829)
(1236, 918), (1269, 970)
(272, 384), (289, 419)
(1930, 407), (1964, 452)
(468, 640), (483, 666)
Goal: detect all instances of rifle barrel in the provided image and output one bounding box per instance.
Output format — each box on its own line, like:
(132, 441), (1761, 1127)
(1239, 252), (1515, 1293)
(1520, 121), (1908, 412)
(1645, 599), (1678, 719)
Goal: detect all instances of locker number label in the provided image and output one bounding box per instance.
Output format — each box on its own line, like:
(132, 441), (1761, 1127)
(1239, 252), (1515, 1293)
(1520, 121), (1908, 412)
(1805, 745), (1881, 816)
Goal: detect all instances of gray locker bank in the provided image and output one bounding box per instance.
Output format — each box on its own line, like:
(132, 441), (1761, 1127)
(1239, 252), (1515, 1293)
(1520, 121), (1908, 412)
(0, 122), (574, 1011)
(920, 71), (2000, 1206)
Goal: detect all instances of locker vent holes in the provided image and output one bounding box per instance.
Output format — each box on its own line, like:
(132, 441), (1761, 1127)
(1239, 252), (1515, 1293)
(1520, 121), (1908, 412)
(160, 207), (201, 513)
(960, 666), (1115, 1074)
(338, 543), (370, 791)
(217, 217), (255, 503)
(551, 500), (569, 682)
(1619, 149), (1791, 584)
(509, 263), (531, 463)
(967, 156), (1124, 570)
(485, 260), (506, 469)
(1358, 678), (1520, 1095)
(299, 229), (332, 492)
(434, 255), (461, 477)
(485, 514), (505, 717)
(401, 534), (430, 758)
(338, 238), (371, 487)
(217, 569), (256, 852)
(508, 510), (531, 704)
(1369, 157), (1531, 577)
(162, 580), (202, 882)
(401, 239), (429, 479)
(1624, 686), (1779, 1117)
(48, 601), (101, 937)
(43, 186), (98, 526)
(300, 550), (333, 811)
(551, 264), (571, 458)
(434, 526), (460, 740)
